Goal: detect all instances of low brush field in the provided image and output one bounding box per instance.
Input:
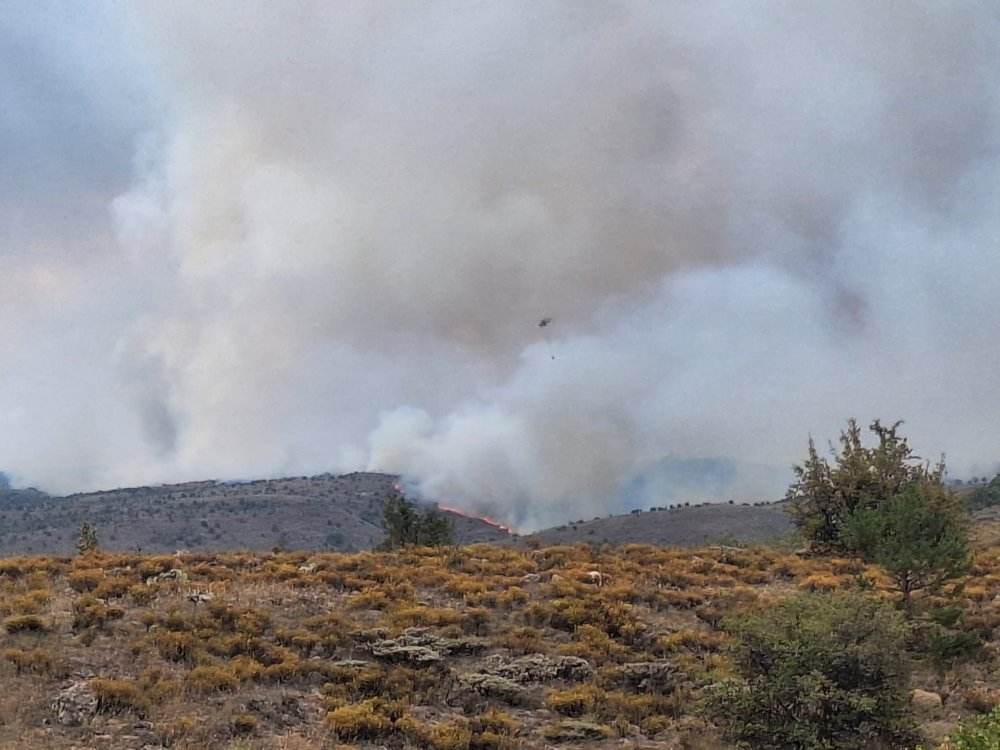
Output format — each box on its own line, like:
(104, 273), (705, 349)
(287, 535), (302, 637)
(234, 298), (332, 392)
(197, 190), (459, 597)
(3, 535), (1000, 749)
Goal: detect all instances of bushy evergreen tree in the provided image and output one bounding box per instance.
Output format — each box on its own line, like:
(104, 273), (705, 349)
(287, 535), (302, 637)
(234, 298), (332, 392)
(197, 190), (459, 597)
(786, 419), (945, 549)
(842, 481), (970, 613)
(707, 591), (919, 750)
(378, 493), (453, 550)
(75, 521), (99, 555)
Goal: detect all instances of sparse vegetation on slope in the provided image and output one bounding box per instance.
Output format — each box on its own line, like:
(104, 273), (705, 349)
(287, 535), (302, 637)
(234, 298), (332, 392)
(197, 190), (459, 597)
(0, 535), (998, 748)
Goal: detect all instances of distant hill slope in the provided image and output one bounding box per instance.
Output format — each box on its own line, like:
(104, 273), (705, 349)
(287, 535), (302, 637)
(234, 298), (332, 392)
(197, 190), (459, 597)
(0, 473), (508, 556)
(0, 471), (813, 556)
(517, 502), (795, 548)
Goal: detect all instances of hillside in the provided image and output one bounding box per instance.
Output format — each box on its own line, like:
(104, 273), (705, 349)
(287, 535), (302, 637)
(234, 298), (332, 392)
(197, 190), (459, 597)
(0, 472), (802, 556)
(0, 474), (508, 556)
(517, 502), (793, 549)
(1, 538), (999, 748)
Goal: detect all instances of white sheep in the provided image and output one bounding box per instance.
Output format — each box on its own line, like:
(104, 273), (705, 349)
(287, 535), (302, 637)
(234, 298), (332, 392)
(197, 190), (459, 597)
(586, 570), (606, 587)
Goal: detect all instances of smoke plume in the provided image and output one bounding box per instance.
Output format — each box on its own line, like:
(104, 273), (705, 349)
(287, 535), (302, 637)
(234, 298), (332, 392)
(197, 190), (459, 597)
(2, 1), (999, 529)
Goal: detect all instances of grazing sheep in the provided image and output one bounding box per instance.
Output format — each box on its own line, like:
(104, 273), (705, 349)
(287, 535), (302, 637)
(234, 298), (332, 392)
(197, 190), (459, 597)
(585, 571), (606, 587)
(187, 590), (215, 606)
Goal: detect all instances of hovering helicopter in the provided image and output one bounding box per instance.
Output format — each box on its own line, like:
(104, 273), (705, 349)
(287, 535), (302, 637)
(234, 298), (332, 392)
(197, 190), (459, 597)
(538, 318), (554, 358)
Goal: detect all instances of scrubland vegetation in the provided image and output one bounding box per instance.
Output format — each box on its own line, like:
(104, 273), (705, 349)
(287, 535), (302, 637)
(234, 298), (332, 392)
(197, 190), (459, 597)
(0, 420), (998, 749)
(0, 535), (997, 749)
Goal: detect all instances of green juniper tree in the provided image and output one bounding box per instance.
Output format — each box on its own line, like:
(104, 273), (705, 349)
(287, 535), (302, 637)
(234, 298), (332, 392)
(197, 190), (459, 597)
(842, 481), (970, 614)
(786, 420), (969, 615)
(378, 493), (453, 550)
(786, 419), (946, 549)
(707, 591), (919, 750)
(75, 521), (99, 555)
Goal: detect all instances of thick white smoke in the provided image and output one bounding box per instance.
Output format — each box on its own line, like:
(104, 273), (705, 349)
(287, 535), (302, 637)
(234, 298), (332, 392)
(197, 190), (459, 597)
(2, 2), (999, 530)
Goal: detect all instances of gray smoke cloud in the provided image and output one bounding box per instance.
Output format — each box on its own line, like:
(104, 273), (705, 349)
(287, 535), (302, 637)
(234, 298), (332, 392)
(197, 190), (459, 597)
(2, 1), (999, 530)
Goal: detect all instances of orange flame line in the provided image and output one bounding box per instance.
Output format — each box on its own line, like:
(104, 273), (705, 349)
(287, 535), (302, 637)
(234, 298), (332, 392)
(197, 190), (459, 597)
(393, 483), (515, 534)
(437, 503), (515, 534)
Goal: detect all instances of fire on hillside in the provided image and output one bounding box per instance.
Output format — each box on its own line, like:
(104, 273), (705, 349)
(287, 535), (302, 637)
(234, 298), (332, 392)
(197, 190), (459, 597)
(435, 504), (515, 535)
(393, 483), (515, 534)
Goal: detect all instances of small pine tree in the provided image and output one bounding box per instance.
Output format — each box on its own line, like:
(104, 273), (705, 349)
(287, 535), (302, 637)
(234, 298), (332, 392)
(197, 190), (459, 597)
(417, 509), (454, 547)
(378, 493), (453, 550)
(842, 482), (970, 614)
(76, 522), (99, 555)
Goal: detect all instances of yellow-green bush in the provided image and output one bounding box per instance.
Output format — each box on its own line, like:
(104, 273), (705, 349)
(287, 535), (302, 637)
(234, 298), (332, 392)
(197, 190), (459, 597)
(68, 568), (105, 593)
(91, 678), (150, 716)
(326, 698), (403, 742)
(3, 614), (51, 633)
(3, 647), (65, 676)
(185, 664), (239, 694)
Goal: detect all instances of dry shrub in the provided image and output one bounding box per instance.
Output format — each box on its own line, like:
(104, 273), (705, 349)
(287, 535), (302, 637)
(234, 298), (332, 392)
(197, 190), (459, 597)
(287, 630), (321, 656)
(422, 718), (475, 750)
(230, 713), (259, 736)
(136, 556), (178, 580)
(796, 573), (848, 592)
(546, 684), (602, 716)
(654, 630), (727, 656)
(160, 607), (194, 632)
(68, 568), (105, 593)
(129, 584), (157, 606)
(464, 590), (500, 608)
(261, 657), (305, 684)
(4, 614), (51, 633)
(11, 588), (53, 614)
(732, 568), (772, 585)
(92, 678), (150, 717)
(406, 566), (452, 589)
(235, 607), (273, 636)
(185, 664), (239, 694)
(72, 594), (125, 631)
(640, 714), (673, 736)
(470, 708), (520, 736)
(963, 686), (1000, 714)
(339, 663), (452, 704)
(441, 575), (486, 599)
(386, 605), (464, 630)
(245, 639), (293, 667)
(495, 587), (529, 610)
(3, 647), (66, 676)
(556, 624), (627, 664)
(541, 720), (611, 743)
(349, 587), (392, 611)
(326, 698), (404, 742)
(156, 716), (196, 746)
(0, 559), (26, 579)
(151, 630), (202, 664)
(497, 626), (545, 655)
(93, 577), (134, 600)
(207, 633), (247, 657)
(230, 655), (265, 681)
(517, 603), (551, 630)
(138, 668), (179, 703)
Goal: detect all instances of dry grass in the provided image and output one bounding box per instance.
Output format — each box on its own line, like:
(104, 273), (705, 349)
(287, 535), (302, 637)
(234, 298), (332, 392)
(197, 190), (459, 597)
(0, 540), (997, 748)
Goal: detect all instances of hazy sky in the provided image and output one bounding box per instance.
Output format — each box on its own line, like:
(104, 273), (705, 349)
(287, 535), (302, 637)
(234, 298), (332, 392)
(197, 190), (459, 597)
(2, 1), (999, 529)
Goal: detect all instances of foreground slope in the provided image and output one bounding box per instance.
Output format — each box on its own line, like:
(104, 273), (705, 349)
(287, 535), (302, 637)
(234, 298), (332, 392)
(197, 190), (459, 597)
(1, 537), (1000, 748)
